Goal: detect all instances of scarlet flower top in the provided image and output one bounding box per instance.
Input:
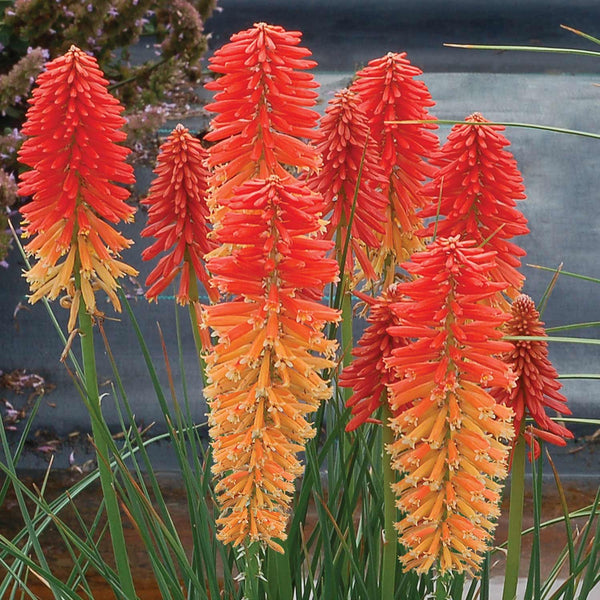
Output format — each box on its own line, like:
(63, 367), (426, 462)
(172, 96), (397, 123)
(309, 88), (388, 282)
(205, 22), (321, 201)
(338, 285), (408, 431)
(18, 45), (136, 330)
(490, 294), (573, 459)
(420, 113), (529, 302)
(350, 52), (439, 275)
(141, 124), (216, 304)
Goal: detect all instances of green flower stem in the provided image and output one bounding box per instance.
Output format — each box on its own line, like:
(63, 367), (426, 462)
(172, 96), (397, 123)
(242, 542), (261, 600)
(77, 300), (137, 600)
(341, 280), (353, 372)
(381, 402), (397, 600)
(502, 422), (527, 600)
(186, 267), (208, 386)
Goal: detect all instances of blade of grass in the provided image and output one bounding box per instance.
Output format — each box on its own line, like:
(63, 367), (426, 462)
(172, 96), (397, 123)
(560, 24), (600, 46)
(546, 450), (575, 600)
(444, 42), (600, 59)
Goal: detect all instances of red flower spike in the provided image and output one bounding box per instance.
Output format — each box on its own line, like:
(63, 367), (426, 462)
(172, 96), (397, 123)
(205, 22), (321, 205)
(18, 46), (136, 330)
(350, 52), (439, 278)
(309, 88), (388, 282)
(386, 236), (516, 575)
(490, 294), (573, 460)
(419, 113), (529, 304)
(141, 124), (217, 304)
(338, 286), (408, 431)
(202, 176), (340, 551)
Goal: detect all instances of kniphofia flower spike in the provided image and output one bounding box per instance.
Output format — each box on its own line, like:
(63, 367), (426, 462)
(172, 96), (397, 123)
(351, 52), (439, 283)
(420, 113), (529, 305)
(309, 88), (388, 283)
(338, 285), (408, 431)
(204, 22), (321, 202)
(202, 177), (339, 551)
(18, 46), (136, 330)
(491, 294), (573, 459)
(386, 237), (515, 575)
(202, 24), (339, 551)
(141, 124), (217, 304)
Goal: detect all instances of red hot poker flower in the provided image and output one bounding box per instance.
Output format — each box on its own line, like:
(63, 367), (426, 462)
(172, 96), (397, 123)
(490, 294), (573, 459)
(18, 45), (136, 330)
(386, 237), (515, 575)
(350, 52), (439, 280)
(202, 176), (339, 551)
(141, 124), (217, 304)
(420, 113), (529, 304)
(338, 285), (408, 431)
(309, 88), (388, 282)
(205, 22), (321, 204)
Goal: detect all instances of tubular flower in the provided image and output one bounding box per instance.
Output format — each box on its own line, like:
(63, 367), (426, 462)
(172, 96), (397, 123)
(202, 176), (339, 551)
(419, 113), (529, 305)
(141, 124), (217, 304)
(338, 285), (408, 431)
(490, 294), (573, 459)
(309, 88), (388, 283)
(350, 52), (439, 282)
(385, 237), (515, 575)
(18, 46), (136, 330)
(204, 22), (321, 206)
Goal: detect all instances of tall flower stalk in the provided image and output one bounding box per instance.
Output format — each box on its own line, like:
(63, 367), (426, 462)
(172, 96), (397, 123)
(18, 46), (137, 597)
(310, 88), (388, 285)
(491, 294), (573, 600)
(201, 24), (339, 578)
(420, 112), (529, 306)
(202, 176), (339, 551)
(351, 52), (439, 286)
(386, 237), (515, 575)
(141, 123), (216, 363)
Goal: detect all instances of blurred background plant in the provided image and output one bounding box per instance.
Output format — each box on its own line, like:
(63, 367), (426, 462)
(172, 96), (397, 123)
(0, 0), (218, 264)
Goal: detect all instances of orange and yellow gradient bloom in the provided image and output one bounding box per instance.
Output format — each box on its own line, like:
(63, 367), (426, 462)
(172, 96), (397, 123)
(141, 124), (216, 304)
(201, 24), (339, 551)
(386, 237), (515, 574)
(202, 177), (339, 551)
(18, 46), (136, 330)
(491, 294), (573, 459)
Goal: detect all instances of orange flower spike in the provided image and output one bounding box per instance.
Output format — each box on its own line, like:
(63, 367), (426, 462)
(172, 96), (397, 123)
(350, 52), (439, 276)
(490, 294), (573, 459)
(309, 88), (388, 282)
(202, 177), (339, 550)
(141, 124), (217, 304)
(205, 22), (321, 200)
(338, 285), (409, 431)
(420, 113), (529, 303)
(386, 237), (515, 575)
(18, 46), (136, 329)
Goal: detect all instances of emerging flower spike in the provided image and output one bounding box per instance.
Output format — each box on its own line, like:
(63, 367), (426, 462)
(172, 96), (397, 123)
(204, 22), (321, 204)
(490, 294), (573, 459)
(386, 237), (515, 575)
(338, 285), (408, 431)
(141, 124), (217, 304)
(420, 113), (529, 305)
(18, 46), (136, 331)
(350, 52), (439, 282)
(202, 176), (339, 551)
(309, 88), (388, 283)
